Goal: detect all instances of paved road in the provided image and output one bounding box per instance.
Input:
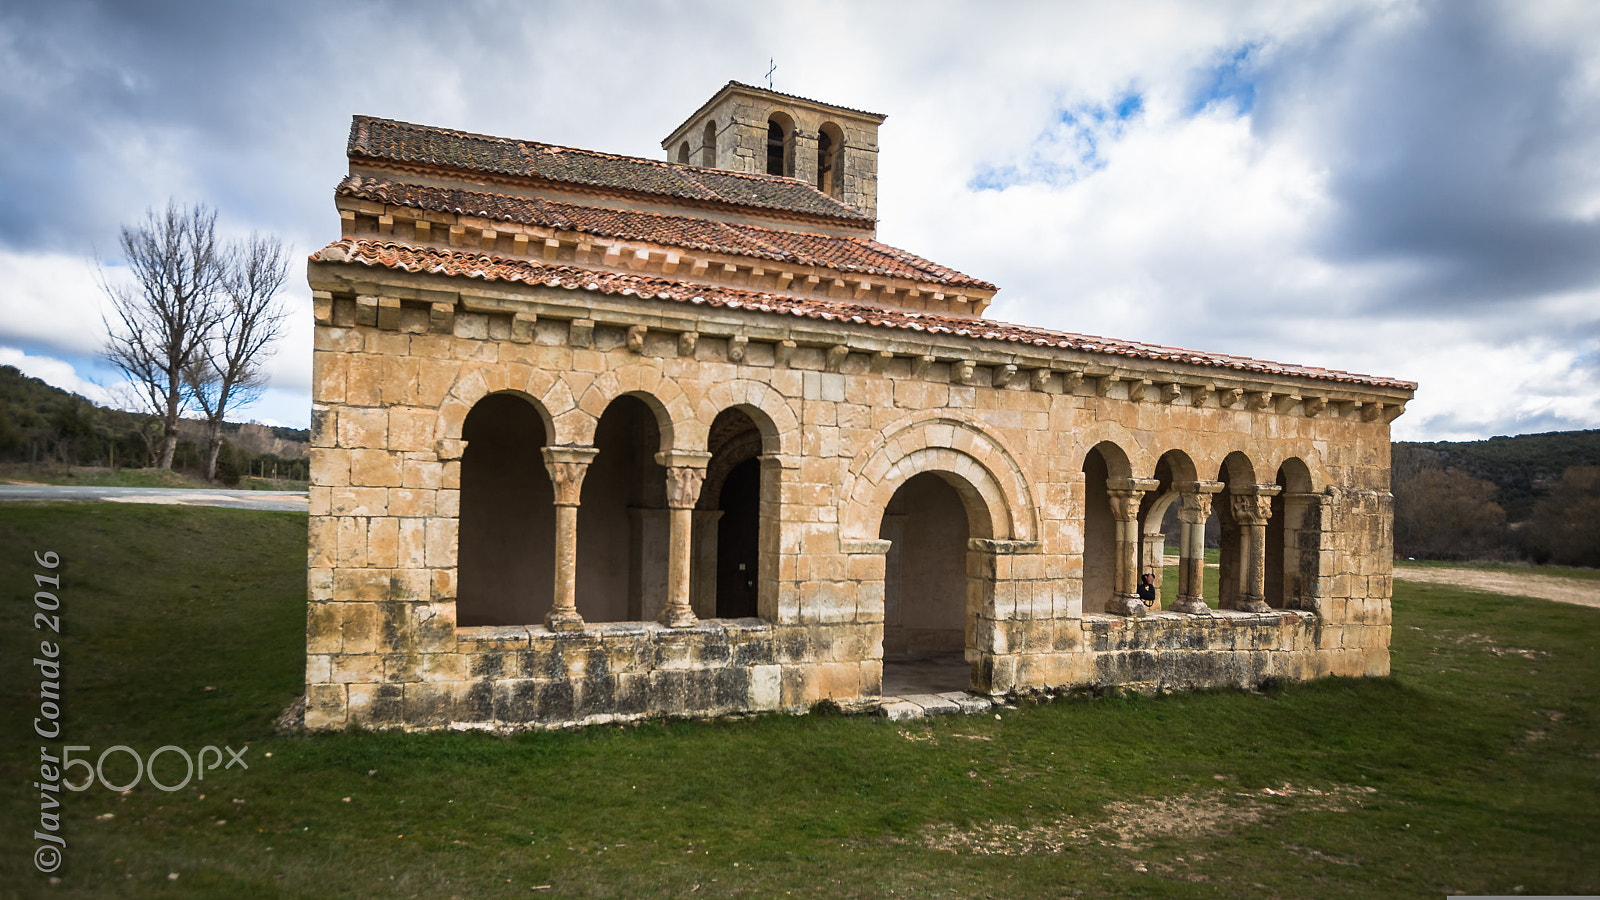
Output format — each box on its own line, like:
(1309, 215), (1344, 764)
(0, 484), (309, 512)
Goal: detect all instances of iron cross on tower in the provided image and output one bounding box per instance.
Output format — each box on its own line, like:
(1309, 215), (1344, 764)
(766, 59), (776, 90)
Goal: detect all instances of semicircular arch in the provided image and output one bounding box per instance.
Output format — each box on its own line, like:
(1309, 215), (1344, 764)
(842, 415), (1037, 543)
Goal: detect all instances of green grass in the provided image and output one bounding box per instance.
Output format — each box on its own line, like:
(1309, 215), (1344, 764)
(3, 503), (1597, 898)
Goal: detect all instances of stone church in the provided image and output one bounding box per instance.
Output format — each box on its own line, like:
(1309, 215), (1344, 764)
(302, 81), (1414, 730)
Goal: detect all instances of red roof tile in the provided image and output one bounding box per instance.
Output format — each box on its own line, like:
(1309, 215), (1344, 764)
(347, 116), (873, 225)
(337, 176), (995, 291)
(312, 239), (1416, 392)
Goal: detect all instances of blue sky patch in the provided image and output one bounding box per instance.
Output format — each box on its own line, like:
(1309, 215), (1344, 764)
(969, 90), (1144, 191)
(1192, 43), (1259, 115)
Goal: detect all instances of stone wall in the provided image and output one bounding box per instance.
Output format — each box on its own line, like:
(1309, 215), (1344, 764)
(302, 272), (1404, 731)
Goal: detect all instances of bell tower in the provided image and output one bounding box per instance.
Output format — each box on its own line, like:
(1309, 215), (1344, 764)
(662, 81), (884, 220)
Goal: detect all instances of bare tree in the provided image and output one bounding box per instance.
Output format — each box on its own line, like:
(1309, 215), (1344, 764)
(101, 202), (226, 470)
(186, 233), (290, 480)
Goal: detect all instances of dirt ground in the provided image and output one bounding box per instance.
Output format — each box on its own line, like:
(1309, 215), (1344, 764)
(1392, 566), (1600, 609)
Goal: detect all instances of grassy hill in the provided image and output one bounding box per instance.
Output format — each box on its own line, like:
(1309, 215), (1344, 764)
(0, 364), (307, 477)
(1396, 430), (1600, 522)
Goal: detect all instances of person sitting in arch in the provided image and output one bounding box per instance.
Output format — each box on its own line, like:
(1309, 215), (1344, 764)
(1137, 572), (1157, 607)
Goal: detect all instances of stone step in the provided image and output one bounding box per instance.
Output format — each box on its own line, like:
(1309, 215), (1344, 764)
(879, 691), (994, 720)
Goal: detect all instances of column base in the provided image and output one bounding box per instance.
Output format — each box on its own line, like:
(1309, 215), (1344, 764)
(545, 609), (586, 631)
(659, 605), (697, 628)
(1112, 596), (1148, 617)
(1170, 597), (1210, 614)
(1237, 599), (1273, 614)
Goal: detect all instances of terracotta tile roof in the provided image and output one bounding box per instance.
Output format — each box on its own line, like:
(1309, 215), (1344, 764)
(337, 175), (995, 291)
(347, 116), (873, 225)
(314, 239), (1415, 391)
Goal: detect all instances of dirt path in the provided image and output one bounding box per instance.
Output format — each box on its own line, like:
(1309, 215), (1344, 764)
(1393, 566), (1600, 609)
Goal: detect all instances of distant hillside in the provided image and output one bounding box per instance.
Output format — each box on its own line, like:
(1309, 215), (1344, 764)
(1396, 430), (1600, 522)
(0, 364), (308, 471)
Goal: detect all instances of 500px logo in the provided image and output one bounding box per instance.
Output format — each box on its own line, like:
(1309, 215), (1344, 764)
(57, 744), (252, 793)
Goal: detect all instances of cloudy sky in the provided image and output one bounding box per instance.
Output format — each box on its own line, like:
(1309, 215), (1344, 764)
(2, 0), (1597, 441)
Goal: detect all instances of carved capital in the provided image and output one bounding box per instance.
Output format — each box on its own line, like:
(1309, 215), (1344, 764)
(1229, 484), (1281, 524)
(542, 446), (599, 506)
(1106, 490), (1143, 521)
(655, 450), (712, 509)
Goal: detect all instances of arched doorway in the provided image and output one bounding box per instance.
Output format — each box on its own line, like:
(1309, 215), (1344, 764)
(696, 407), (770, 619)
(457, 393), (555, 626)
(880, 472), (972, 695)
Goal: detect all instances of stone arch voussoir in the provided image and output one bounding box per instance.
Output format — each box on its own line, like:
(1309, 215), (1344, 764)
(842, 415), (1037, 543)
(703, 379), (801, 456)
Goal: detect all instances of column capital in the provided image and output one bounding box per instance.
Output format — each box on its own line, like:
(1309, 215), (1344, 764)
(654, 449), (713, 470)
(542, 445), (599, 507)
(1230, 492), (1276, 526)
(663, 466), (707, 510)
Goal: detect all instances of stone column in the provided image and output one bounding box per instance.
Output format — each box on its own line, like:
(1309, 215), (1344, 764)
(541, 446), (599, 632)
(1106, 477), (1161, 617)
(1172, 481), (1223, 614)
(1231, 485), (1282, 613)
(656, 450), (712, 628)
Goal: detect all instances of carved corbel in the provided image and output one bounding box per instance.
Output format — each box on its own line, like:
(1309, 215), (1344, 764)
(870, 350), (894, 375)
(542, 237), (561, 260)
(953, 360), (976, 385)
(1126, 379), (1151, 402)
(775, 340), (797, 367)
(727, 335), (748, 363)
(912, 355), (935, 379)
(602, 244), (622, 267)
(1303, 396), (1326, 417)
(993, 364), (1018, 388)
(678, 331), (699, 358)
(1362, 401), (1384, 422)
(510, 312), (537, 344)
(626, 325), (647, 354)
(1094, 375), (1116, 397)
(826, 344), (850, 372)
(1161, 382), (1183, 403)
(1383, 402), (1407, 423)
(1249, 391), (1273, 411)
(1191, 383), (1215, 407)
(662, 251), (681, 274)
(1028, 367), (1051, 392)
(1060, 369), (1086, 394)
(1275, 393), (1302, 415)
(568, 318), (594, 349)
(1223, 387), (1244, 408)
